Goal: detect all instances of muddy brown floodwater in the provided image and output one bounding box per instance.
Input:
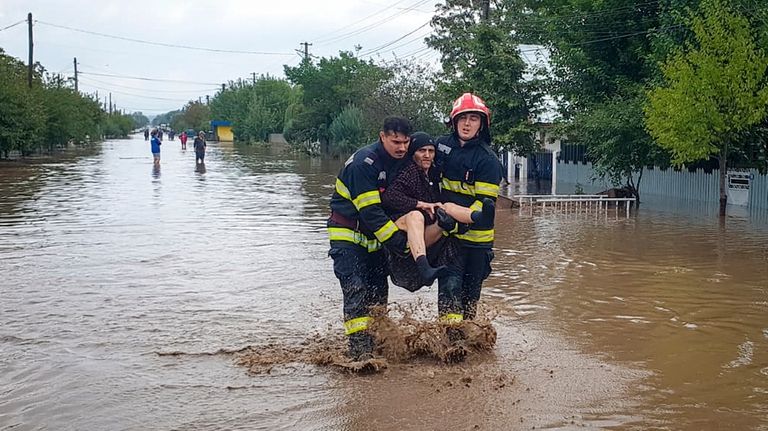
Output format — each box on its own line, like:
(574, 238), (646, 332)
(1, 135), (766, 430)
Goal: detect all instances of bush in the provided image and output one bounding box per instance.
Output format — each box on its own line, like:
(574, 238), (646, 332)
(329, 105), (367, 156)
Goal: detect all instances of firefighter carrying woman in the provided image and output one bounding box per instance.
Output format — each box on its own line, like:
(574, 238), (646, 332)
(327, 93), (503, 363)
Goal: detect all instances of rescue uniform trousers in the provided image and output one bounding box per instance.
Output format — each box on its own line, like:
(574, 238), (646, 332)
(329, 245), (388, 327)
(438, 245), (494, 320)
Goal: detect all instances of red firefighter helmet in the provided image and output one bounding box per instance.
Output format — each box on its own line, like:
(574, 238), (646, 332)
(449, 93), (491, 128)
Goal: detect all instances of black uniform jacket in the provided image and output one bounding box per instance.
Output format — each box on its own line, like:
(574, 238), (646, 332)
(328, 140), (407, 251)
(435, 134), (503, 248)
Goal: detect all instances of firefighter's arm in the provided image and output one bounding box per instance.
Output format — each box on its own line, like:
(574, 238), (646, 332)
(469, 156), (503, 211)
(341, 162), (407, 253)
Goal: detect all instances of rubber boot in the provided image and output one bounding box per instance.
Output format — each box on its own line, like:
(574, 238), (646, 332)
(444, 326), (467, 363)
(348, 331), (374, 361)
(416, 255), (448, 286)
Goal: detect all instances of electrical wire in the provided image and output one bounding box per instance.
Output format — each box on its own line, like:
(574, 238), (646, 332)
(80, 75), (220, 93)
(79, 71), (220, 85)
(35, 20), (295, 56)
(316, 0), (432, 46)
(0, 19), (25, 32)
(312, 0), (414, 42)
(359, 21), (431, 57)
(78, 79), (205, 102)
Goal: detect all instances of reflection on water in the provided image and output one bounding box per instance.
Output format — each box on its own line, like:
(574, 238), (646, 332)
(0, 135), (766, 430)
(195, 161), (206, 175)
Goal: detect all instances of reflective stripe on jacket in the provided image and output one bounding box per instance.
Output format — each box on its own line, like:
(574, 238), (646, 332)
(328, 141), (406, 251)
(435, 134), (503, 248)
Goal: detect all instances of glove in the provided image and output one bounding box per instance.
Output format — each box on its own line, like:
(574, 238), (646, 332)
(383, 230), (409, 257)
(436, 207), (458, 233)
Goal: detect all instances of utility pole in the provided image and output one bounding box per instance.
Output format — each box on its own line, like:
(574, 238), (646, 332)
(300, 41), (312, 60)
(481, 0), (490, 21)
(73, 57), (78, 92)
(109, 93), (112, 114)
(221, 83), (225, 92)
(27, 13), (33, 89)
(251, 72), (256, 85)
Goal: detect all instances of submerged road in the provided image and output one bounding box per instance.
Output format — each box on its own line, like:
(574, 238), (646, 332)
(1, 134), (766, 430)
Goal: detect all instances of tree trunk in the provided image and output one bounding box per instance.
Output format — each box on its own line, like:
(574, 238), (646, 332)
(718, 149), (727, 217)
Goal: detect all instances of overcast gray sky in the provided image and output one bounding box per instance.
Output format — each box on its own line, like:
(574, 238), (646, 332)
(0, 0), (441, 115)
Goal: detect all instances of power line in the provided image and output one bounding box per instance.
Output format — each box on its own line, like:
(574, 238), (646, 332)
(316, 0), (432, 46)
(79, 79), (200, 102)
(81, 75), (219, 93)
(359, 20), (431, 57)
(35, 20), (295, 56)
(0, 19), (25, 32)
(79, 71), (220, 85)
(312, 0), (414, 43)
(398, 45), (432, 58)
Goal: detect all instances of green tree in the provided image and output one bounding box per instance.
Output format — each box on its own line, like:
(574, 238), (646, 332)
(130, 112), (149, 129)
(209, 76), (294, 143)
(170, 101), (211, 132)
(427, 0), (539, 154)
(573, 91), (667, 201)
(645, 0), (768, 215)
(152, 109), (182, 127)
(517, 0), (666, 194)
(0, 53), (46, 158)
(43, 86), (102, 145)
(329, 105), (366, 156)
(363, 58), (445, 137)
(284, 52), (390, 153)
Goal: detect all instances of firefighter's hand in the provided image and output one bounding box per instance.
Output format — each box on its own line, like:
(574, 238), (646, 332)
(383, 231), (409, 258)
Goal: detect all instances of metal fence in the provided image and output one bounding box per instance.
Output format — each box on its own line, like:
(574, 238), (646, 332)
(556, 162), (768, 210)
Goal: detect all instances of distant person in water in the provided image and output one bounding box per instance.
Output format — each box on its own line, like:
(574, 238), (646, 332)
(193, 131), (206, 164)
(143, 128), (149, 141)
(150, 128), (162, 165)
(179, 131), (188, 150)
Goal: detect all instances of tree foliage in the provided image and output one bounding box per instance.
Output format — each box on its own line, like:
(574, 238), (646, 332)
(209, 75), (294, 142)
(645, 0), (768, 164)
(577, 91), (668, 199)
(284, 52), (390, 148)
(0, 51), (46, 157)
(130, 112), (149, 129)
(170, 101), (211, 133)
(363, 58), (446, 137)
(517, 0), (669, 193)
(0, 48), (129, 158)
(645, 0), (768, 213)
(329, 105), (366, 156)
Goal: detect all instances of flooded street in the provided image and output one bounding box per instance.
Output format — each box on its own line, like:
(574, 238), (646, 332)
(1, 135), (767, 430)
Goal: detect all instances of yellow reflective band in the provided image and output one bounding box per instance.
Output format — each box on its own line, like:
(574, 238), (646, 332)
(456, 228), (494, 243)
(353, 190), (381, 210)
(441, 178), (475, 197)
(469, 200), (483, 212)
(373, 219), (398, 242)
(344, 316), (372, 335)
(440, 313), (464, 324)
(328, 227), (382, 252)
(475, 181), (499, 198)
(335, 179), (351, 200)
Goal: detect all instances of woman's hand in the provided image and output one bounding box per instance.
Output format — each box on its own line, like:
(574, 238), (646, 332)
(415, 201), (439, 219)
